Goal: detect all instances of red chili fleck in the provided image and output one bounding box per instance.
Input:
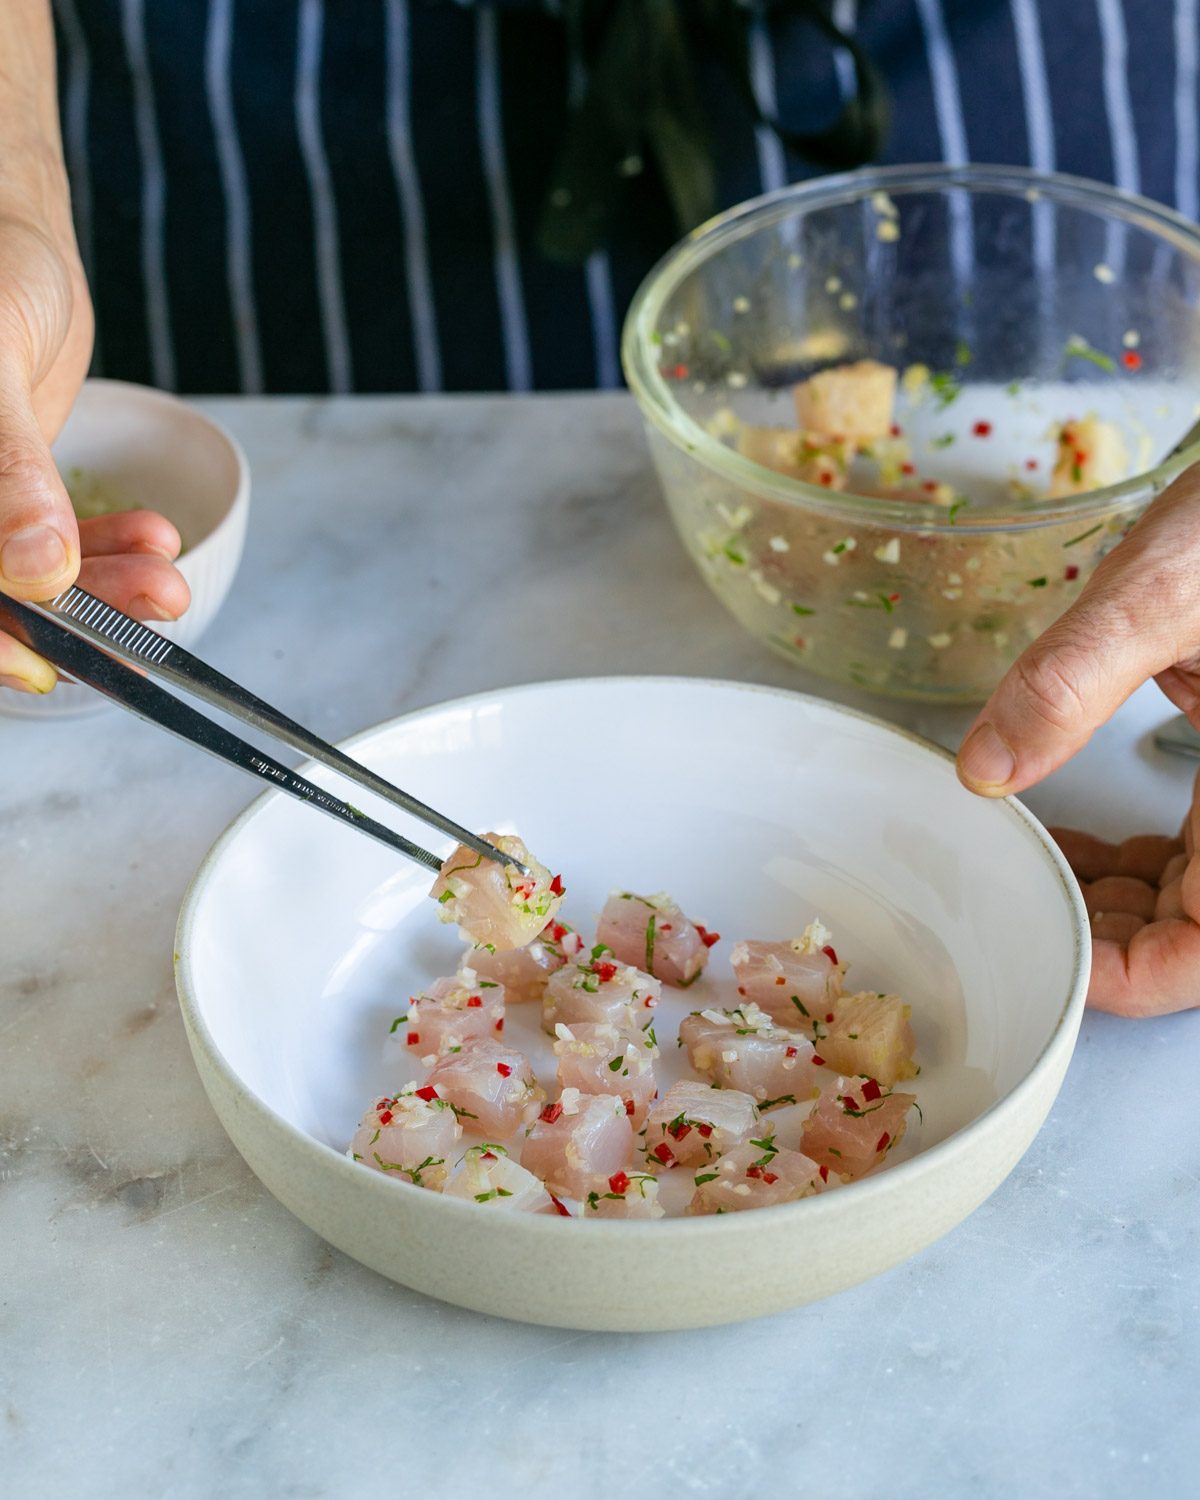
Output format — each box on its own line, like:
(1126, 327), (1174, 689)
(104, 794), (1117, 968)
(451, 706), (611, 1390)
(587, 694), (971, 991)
(746, 1165), (763, 1179)
(378, 1110), (394, 1125)
(660, 923), (673, 932)
(785, 1046), (798, 1058)
(481, 1150), (497, 1160)
(652, 1142), (674, 1164)
(669, 362), (689, 379)
(549, 873), (565, 896)
(819, 472), (834, 487)
(696, 924), (720, 948)
(1122, 350), (1142, 371)
(1065, 564), (1080, 581)
(551, 1194), (571, 1216)
(1074, 450), (1088, 467)
(696, 1123), (713, 1139)
(887, 592), (901, 604)
(921, 480), (938, 493)
(825, 1013), (835, 1024)
(972, 420), (993, 437)
(821, 944), (839, 965)
(1025, 458), (1039, 471)
(415, 1085), (439, 1102)
(900, 462), (916, 475)
(861, 1078), (882, 1102)
(406, 1031), (420, 1046)
(496, 1062), (512, 1077)
(540, 1101), (563, 1124)
(550, 923), (567, 943)
(643, 995), (655, 1008)
(774, 976), (786, 987)
(819, 1164), (830, 1182)
(466, 995), (483, 1008)
(625, 1098), (636, 1115)
(737, 986), (747, 997)
(494, 1018), (504, 1031)
(608, 1171), (630, 1195)
(668, 1121), (692, 1141)
(761, 1171), (780, 1185)
(594, 960), (618, 983)
(876, 1131), (891, 1153)
(890, 422), (903, 437)
(812, 1055), (826, 1067)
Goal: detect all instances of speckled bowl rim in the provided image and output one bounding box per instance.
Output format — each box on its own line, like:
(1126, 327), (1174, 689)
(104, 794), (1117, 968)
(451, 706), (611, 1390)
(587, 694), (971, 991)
(175, 675), (1090, 1247)
(621, 162), (1200, 533)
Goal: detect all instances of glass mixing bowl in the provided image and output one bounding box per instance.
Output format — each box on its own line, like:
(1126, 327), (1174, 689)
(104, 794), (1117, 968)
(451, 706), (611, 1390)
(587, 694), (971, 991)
(623, 164), (1200, 701)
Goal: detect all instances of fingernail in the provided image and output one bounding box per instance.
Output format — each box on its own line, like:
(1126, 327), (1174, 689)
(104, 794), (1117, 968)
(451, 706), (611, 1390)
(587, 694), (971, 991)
(0, 525), (68, 586)
(959, 721), (1017, 790)
(130, 594), (174, 622)
(0, 670), (52, 695)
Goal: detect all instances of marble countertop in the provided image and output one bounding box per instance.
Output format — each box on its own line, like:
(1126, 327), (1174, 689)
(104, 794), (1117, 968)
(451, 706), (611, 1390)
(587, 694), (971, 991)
(2, 394), (1198, 1499)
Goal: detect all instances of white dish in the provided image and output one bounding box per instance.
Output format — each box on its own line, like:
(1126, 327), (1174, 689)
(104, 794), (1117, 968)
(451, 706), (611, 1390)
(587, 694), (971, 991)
(0, 378), (249, 720)
(175, 677), (1089, 1331)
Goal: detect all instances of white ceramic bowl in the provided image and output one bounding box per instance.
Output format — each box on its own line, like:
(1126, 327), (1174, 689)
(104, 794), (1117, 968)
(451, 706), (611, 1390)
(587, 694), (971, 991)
(175, 677), (1089, 1332)
(0, 378), (249, 719)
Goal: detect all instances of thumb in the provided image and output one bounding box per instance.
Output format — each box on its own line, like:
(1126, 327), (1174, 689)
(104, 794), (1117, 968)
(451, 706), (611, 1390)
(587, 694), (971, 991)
(0, 367), (80, 601)
(956, 583), (1167, 798)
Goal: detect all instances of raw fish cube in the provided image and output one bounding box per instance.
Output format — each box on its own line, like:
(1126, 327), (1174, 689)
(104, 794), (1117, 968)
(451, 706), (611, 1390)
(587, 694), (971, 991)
(1048, 416), (1128, 498)
(596, 892), (717, 987)
(583, 1170), (664, 1220)
(688, 1139), (821, 1214)
(679, 1004), (820, 1107)
(396, 970), (505, 1060)
(466, 918), (585, 1003)
(554, 1021), (658, 1127)
(737, 425), (850, 489)
(818, 991), (917, 1086)
(429, 832), (564, 951)
(425, 1037), (544, 1137)
(800, 1076), (916, 1181)
(729, 920), (844, 1027)
(443, 1144), (554, 1212)
(793, 359), (897, 444)
(521, 1092), (634, 1200)
(643, 1081), (759, 1171)
(348, 1084), (462, 1189)
(542, 949), (660, 1035)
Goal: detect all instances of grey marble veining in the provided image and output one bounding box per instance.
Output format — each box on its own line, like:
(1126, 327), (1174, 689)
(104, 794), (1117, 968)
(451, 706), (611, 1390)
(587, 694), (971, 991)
(2, 394), (1198, 1499)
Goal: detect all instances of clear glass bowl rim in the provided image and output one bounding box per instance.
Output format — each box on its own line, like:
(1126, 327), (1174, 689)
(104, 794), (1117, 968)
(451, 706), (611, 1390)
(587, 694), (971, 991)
(621, 162), (1200, 534)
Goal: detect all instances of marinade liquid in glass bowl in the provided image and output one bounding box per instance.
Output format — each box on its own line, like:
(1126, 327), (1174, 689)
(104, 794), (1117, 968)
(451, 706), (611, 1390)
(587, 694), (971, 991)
(623, 165), (1200, 702)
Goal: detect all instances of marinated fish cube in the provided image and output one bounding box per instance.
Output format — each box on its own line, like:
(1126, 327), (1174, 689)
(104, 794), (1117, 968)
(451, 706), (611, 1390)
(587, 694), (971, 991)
(800, 1076), (916, 1181)
(554, 1020), (658, 1127)
(596, 891), (717, 987)
(397, 970), (505, 1060)
(443, 1143), (553, 1212)
(521, 1091), (634, 1200)
(429, 832), (564, 951)
(583, 1170), (664, 1220)
(679, 1004), (820, 1107)
(643, 1081), (759, 1171)
(542, 948), (660, 1035)
(1048, 416), (1128, 498)
(793, 359), (897, 444)
(425, 1037), (544, 1136)
(688, 1139), (821, 1214)
(348, 1084), (462, 1189)
(729, 920), (844, 1027)
(818, 991), (917, 1086)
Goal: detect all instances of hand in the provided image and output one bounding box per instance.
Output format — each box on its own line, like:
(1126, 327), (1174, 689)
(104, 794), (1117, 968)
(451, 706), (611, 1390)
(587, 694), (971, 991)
(0, 213), (189, 694)
(1050, 784), (1198, 1017)
(954, 463), (1200, 1015)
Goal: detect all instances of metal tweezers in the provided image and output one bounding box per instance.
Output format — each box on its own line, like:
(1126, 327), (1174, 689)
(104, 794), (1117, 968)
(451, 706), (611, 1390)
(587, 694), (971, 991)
(0, 585), (526, 878)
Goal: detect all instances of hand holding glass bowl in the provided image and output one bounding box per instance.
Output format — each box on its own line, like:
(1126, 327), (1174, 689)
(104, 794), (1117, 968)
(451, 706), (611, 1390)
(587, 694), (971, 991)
(623, 164), (1200, 703)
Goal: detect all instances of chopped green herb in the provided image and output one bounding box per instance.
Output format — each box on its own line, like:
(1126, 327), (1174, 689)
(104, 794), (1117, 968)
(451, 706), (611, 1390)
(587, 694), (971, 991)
(694, 1172), (719, 1186)
(791, 603), (816, 617)
(757, 1094), (797, 1111)
(1005, 379), (1022, 396)
(954, 338), (972, 367)
(474, 1188), (513, 1203)
(1064, 336), (1116, 372)
(645, 913), (657, 976)
(948, 496), (969, 524)
(608, 1055), (625, 1072)
(437, 890), (454, 905)
(930, 371), (961, 409)
(1063, 522), (1103, 548)
(723, 544), (747, 566)
(1027, 576), (1048, 588)
(931, 432), (956, 448)
(709, 329), (732, 353)
(388, 1015), (408, 1033)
